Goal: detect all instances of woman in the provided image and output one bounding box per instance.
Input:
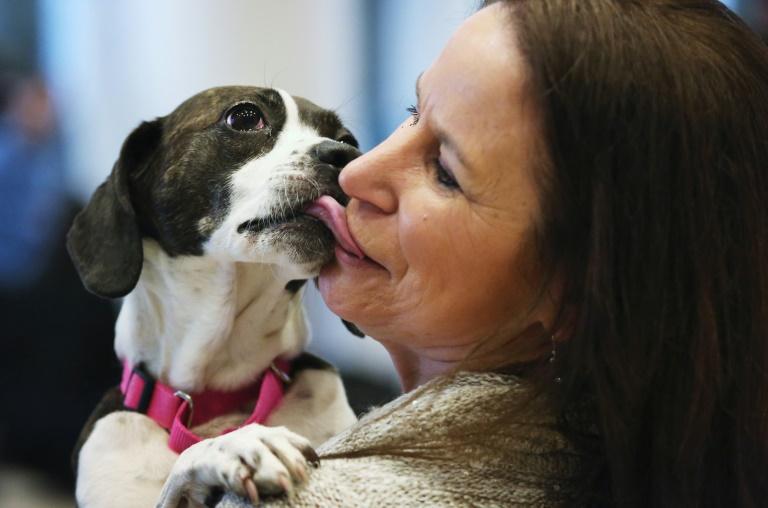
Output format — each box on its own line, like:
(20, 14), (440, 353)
(216, 0), (768, 505)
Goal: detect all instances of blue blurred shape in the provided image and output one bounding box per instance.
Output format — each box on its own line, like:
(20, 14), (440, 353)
(0, 114), (65, 289)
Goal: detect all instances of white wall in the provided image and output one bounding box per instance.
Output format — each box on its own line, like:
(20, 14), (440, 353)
(37, 0), (476, 387)
(374, 0), (480, 136)
(38, 0), (372, 200)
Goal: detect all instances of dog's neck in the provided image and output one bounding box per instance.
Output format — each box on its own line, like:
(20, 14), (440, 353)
(115, 240), (308, 393)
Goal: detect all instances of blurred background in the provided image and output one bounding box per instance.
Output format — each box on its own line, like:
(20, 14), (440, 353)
(0, 0), (760, 505)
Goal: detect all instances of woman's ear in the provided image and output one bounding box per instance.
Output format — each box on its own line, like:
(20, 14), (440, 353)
(551, 304), (577, 344)
(66, 119), (163, 298)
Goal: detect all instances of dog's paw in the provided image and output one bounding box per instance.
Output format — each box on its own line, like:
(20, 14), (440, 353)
(156, 424), (318, 507)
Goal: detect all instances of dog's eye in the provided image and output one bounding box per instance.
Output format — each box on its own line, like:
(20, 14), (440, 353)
(337, 134), (358, 148)
(225, 103), (266, 132)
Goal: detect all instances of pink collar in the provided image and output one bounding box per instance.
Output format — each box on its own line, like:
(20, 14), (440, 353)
(120, 358), (291, 454)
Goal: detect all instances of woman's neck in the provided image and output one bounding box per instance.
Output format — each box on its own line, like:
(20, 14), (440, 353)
(382, 342), (471, 392)
(380, 323), (554, 391)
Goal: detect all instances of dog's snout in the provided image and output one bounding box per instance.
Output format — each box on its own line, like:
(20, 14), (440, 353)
(313, 140), (361, 169)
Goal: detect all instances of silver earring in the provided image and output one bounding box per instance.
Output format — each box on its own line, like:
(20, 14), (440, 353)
(549, 335), (562, 384)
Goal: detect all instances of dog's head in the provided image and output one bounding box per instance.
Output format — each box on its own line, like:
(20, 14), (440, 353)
(67, 86), (361, 298)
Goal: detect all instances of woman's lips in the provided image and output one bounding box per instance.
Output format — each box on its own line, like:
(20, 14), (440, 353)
(304, 195), (366, 259)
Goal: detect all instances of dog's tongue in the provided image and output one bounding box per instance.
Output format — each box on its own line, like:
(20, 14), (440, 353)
(304, 196), (365, 259)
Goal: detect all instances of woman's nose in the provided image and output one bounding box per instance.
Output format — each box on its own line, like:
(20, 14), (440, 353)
(339, 141), (399, 214)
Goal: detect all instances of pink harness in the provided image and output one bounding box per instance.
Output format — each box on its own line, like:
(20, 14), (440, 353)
(120, 359), (291, 454)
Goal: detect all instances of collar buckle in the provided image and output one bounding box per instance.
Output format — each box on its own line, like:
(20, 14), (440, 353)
(270, 362), (292, 384)
(174, 390), (194, 427)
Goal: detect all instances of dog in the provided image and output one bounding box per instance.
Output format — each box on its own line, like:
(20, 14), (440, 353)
(68, 86), (364, 507)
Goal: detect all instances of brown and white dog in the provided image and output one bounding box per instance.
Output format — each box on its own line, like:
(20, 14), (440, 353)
(68, 86), (363, 507)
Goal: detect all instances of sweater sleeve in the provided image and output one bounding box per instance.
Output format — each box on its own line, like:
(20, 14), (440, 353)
(213, 454), (515, 508)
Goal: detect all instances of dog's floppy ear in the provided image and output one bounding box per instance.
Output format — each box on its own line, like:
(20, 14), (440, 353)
(67, 119), (163, 298)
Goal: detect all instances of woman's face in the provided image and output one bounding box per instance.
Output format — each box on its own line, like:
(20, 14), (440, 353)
(319, 5), (552, 365)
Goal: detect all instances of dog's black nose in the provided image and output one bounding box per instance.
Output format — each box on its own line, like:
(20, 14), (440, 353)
(313, 140), (361, 168)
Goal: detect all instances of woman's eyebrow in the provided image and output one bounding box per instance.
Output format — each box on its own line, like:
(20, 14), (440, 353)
(415, 72), (473, 173)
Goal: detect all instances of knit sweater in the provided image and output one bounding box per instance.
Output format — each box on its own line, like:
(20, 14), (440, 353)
(216, 372), (592, 507)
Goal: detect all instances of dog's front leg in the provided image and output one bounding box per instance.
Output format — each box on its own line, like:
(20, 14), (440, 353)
(156, 424), (318, 508)
(77, 411), (177, 508)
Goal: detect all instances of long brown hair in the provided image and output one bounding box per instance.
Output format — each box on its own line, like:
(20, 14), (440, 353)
(487, 0), (768, 505)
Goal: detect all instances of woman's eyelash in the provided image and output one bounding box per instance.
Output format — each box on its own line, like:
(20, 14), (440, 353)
(407, 104), (420, 126)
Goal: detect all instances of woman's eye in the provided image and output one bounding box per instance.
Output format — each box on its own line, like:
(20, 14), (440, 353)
(434, 159), (460, 189)
(225, 103), (266, 131)
(407, 104), (420, 126)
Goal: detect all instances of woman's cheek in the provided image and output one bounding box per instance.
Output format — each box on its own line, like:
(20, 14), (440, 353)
(398, 203), (445, 270)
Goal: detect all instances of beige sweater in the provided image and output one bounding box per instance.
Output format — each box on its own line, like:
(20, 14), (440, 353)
(216, 372), (591, 507)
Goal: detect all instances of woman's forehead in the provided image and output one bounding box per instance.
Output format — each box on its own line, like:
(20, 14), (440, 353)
(420, 5), (536, 188)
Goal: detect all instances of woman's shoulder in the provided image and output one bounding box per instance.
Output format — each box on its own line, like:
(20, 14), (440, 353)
(314, 372), (587, 505)
(320, 371), (551, 453)
(324, 372), (525, 438)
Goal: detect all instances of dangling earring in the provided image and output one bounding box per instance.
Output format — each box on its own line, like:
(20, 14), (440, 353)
(549, 335), (562, 384)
